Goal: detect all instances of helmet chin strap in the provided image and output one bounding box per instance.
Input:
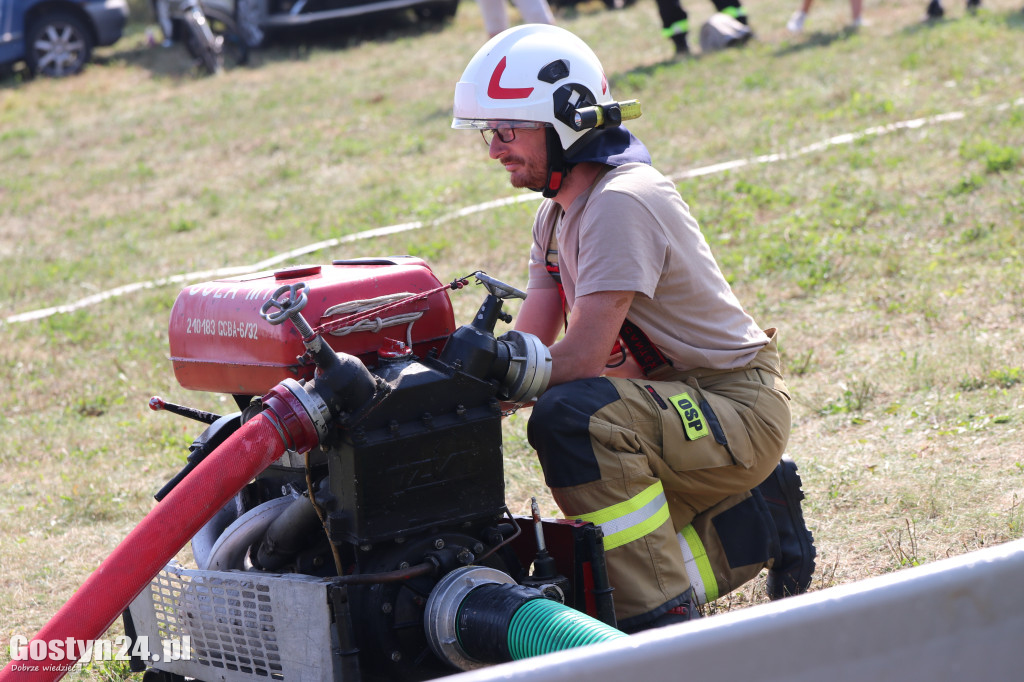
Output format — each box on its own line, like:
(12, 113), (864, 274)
(533, 127), (571, 199)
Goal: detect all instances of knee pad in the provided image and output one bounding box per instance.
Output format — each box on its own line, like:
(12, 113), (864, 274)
(527, 378), (619, 488)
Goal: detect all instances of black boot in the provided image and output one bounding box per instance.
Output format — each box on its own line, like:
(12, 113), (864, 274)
(927, 0), (945, 19)
(672, 32), (690, 56)
(758, 455), (816, 600)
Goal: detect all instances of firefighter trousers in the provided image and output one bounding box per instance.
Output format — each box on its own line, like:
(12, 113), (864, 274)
(527, 330), (791, 631)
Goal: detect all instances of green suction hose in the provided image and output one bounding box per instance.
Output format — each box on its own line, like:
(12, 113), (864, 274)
(507, 596), (627, 659)
(426, 567), (627, 670)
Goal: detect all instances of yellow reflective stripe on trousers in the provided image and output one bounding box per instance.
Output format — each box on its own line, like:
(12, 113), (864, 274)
(678, 524), (719, 605)
(572, 481), (671, 552)
(660, 19), (689, 37)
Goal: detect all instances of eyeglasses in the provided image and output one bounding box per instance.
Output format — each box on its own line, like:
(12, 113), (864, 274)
(480, 121), (546, 145)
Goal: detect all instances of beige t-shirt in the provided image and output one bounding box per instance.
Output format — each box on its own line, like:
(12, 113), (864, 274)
(527, 163), (768, 372)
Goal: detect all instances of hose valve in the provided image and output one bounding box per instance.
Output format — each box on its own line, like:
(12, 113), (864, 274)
(261, 282), (321, 352)
(259, 281), (379, 444)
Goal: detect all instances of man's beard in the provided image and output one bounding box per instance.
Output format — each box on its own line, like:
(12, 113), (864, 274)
(504, 156), (549, 190)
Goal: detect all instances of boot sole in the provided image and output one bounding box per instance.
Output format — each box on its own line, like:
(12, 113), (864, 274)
(765, 455), (816, 598)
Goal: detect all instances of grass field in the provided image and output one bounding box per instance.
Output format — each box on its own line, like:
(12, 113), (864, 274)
(1, 0), (1023, 677)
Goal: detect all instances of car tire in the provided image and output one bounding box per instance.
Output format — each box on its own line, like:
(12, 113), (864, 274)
(26, 11), (94, 77)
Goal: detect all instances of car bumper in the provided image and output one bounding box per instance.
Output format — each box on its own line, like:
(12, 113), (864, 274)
(85, 0), (130, 46)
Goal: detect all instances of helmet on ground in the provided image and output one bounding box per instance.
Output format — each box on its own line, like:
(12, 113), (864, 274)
(452, 24), (614, 155)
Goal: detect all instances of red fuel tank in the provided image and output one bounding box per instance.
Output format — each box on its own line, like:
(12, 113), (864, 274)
(168, 257), (457, 395)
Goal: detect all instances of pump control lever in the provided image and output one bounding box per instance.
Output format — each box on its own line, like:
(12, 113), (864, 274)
(474, 272), (526, 301)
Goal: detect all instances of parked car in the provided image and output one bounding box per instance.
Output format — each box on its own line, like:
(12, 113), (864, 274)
(0, 0), (129, 77)
(174, 0), (460, 49)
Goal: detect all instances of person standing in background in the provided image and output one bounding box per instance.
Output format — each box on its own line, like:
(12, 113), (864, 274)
(926, 0), (981, 19)
(477, 0), (556, 38)
(787, 0), (864, 33)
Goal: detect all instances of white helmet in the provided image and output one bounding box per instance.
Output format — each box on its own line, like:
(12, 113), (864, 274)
(452, 24), (614, 155)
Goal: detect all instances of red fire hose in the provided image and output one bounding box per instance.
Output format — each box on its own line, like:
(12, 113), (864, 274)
(1, 385), (320, 682)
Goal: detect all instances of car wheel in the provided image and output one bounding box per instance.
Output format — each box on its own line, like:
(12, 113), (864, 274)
(26, 11), (94, 77)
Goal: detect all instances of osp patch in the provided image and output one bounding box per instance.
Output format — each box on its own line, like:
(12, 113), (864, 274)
(668, 391), (709, 441)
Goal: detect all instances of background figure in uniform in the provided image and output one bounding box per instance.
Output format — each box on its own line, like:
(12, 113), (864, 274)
(657, 0), (749, 55)
(787, 0), (863, 33)
(476, 0), (556, 38)
(926, 0), (981, 19)
(451, 24), (816, 632)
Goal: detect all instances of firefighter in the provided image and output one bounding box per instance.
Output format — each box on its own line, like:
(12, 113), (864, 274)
(657, 0), (750, 55)
(451, 24), (816, 633)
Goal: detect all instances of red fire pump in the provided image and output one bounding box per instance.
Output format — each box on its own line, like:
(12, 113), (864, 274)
(1, 257), (627, 682)
(167, 258), (458, 395)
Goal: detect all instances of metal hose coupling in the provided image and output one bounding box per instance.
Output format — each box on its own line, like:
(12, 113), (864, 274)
(425, 566), (626, 672)
(496, 330), (552, 404)
(424, 566), (524, 671)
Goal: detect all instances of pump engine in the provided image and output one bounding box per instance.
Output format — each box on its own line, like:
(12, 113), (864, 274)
(123, 257), (621, 682)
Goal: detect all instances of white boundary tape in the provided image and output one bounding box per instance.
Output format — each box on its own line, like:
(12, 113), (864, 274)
(4, 97), (1022, 327)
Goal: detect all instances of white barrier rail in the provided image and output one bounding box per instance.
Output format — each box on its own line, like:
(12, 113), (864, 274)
(450, 538), (1024, 682)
